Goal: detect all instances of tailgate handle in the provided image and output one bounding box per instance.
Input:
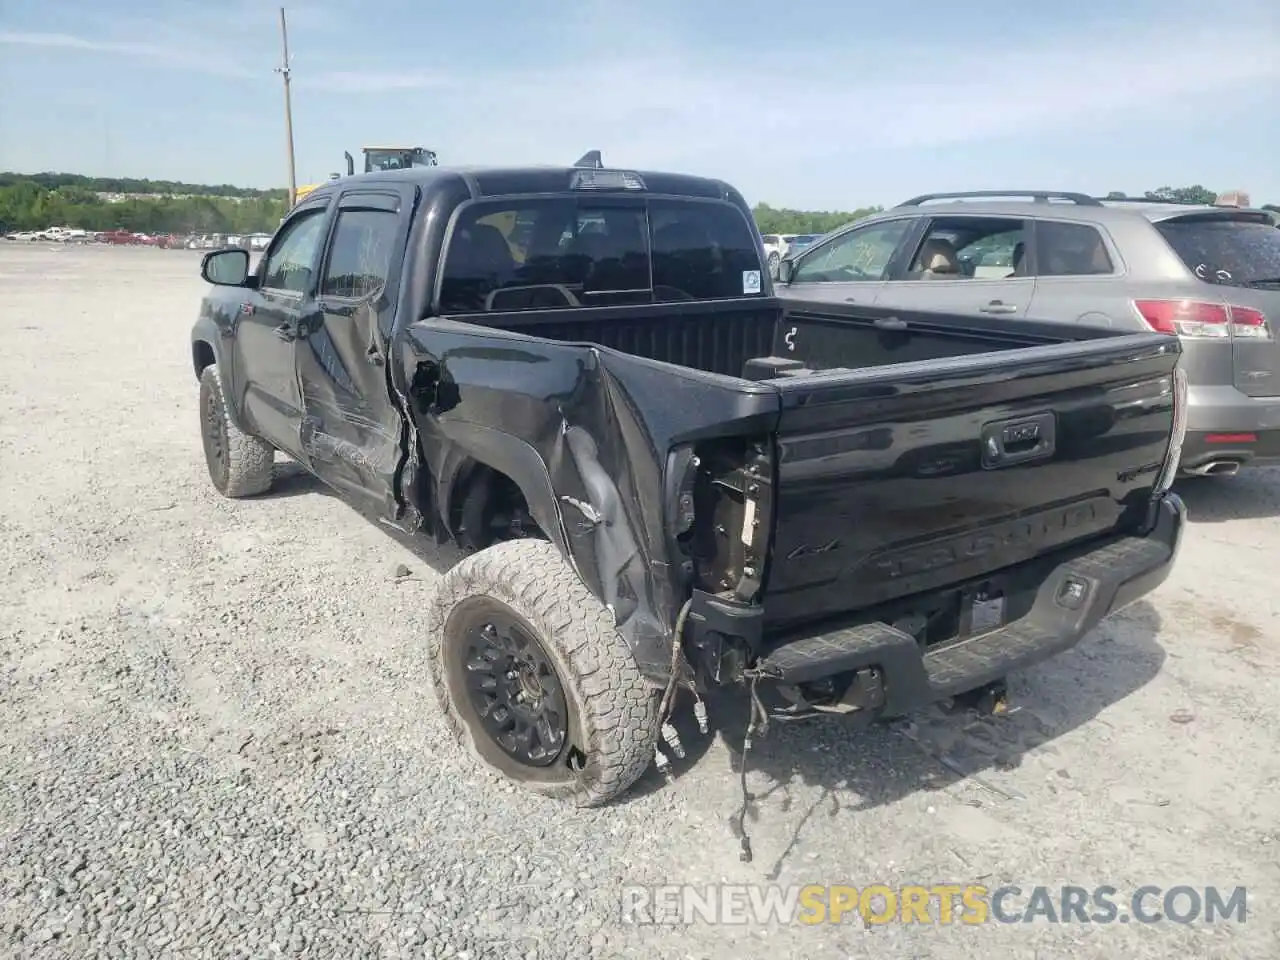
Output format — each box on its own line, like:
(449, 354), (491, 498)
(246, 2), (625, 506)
(981, 412), (1056, 469)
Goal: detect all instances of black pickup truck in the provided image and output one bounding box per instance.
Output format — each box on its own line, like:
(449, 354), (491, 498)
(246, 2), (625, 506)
(190, 158), (1188, 808)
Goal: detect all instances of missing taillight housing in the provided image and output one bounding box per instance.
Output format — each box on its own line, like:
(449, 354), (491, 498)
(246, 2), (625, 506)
(1134, 299), (1271, 341)
(678, 437), (773, 601)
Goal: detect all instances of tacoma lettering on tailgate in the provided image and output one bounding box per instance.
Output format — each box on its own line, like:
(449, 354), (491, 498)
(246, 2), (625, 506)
(869, 501), (1100, 579)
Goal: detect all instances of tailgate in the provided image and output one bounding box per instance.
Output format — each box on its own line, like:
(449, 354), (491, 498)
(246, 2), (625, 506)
(762, 331), (1181, 633)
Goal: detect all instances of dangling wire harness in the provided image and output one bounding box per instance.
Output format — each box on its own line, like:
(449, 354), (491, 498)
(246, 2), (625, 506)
(733, 670), (770, 863)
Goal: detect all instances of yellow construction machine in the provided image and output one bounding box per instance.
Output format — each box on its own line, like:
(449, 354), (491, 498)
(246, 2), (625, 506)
(294, 145), (438, 205)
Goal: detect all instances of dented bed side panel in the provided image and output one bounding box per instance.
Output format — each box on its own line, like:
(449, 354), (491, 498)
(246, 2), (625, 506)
(396, 319), (780, 681)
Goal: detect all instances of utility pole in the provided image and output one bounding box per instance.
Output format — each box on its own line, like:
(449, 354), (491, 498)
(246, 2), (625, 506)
(276, 7), (298, 208)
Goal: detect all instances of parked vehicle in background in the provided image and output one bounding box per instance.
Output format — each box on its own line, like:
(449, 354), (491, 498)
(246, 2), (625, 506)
(190, 159), (1186, 808)
(787, 233), (822, 254)
(761, 233), (818, 277)
(760, 234), (786, 276)
(775, 190), (1280, 476)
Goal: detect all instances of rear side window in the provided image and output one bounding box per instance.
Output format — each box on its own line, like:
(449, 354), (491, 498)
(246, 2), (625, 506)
(321, 209), (399, 299)
(438, 196), (765, 313)
(1156, 216), (1280, 284)
(1036, 221), (1115, 276)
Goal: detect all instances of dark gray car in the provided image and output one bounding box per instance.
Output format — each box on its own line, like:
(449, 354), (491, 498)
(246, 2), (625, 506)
(776, 190), (1280, 476)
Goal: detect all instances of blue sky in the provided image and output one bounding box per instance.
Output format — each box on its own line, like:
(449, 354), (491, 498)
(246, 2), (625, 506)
(1, 0), (1277, 210)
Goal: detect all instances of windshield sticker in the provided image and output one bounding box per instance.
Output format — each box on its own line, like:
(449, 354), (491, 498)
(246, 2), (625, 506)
(742, 270), (762, 294)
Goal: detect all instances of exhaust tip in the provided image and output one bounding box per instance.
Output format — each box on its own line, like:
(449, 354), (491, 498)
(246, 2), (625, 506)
(1185, 459), (1242, 477)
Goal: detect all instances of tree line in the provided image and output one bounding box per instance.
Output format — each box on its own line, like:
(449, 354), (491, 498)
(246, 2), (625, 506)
(0, 172), (1275, 237)
(0, 174), (288, 235)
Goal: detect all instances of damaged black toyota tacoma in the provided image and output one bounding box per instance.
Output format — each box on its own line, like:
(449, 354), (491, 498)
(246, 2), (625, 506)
(190, 155), (1188, 811)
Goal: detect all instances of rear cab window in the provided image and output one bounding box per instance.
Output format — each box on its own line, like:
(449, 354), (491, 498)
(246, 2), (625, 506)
(438, 195), (767, 313)
(1156, 213), (1280, 286)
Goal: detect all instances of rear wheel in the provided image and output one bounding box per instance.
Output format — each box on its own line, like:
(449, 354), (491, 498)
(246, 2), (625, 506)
(424, 538), (659, 806)
(198, 364), (274, 498)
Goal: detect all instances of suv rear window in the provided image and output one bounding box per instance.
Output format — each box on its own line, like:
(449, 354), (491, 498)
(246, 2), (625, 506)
(1156, 215), (1280, 285)
(439, 196), (766, 313)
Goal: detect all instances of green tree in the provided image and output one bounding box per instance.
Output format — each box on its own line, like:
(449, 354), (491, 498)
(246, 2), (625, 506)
(1144, 185), (1219, 205)
(0, 173), (287, 234)
(752, 202), (883, 236)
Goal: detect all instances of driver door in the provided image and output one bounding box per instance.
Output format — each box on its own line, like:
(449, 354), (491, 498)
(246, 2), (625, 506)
(229, 198), (332, 459)
(778, 217), (920, 306)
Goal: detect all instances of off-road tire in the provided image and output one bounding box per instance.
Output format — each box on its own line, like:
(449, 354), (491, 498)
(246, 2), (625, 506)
(198, 364), (274, 498)
(424, 538), (660, 806)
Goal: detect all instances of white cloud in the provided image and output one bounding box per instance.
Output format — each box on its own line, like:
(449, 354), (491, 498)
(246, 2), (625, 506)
(0, 29), (257, 79)
(3, 3), (1277, 201)
(285, 9), (1278, 158)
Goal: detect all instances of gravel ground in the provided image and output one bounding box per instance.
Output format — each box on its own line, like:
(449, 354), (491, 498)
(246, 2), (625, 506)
(1, 243), (1278, 960)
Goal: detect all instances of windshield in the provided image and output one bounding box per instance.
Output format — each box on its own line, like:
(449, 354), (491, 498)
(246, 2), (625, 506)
(439, 195), (766, 313)
(1156, 216), (1280, 285)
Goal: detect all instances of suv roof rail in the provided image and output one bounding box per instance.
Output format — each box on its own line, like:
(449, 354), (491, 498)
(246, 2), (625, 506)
(1098, 194), (1224, 207)
(574, 150), (604, 169)
(896, 190), (1103, 207)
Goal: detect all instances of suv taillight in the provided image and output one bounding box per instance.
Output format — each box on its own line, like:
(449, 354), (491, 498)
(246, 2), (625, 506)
(1134, 299), (1272, 341)
(1154, 365), (1189, 495)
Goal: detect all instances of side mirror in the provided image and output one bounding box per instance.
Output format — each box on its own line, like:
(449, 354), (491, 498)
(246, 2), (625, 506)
(778, 258), (795, 284)
(201, 248), (250, 286)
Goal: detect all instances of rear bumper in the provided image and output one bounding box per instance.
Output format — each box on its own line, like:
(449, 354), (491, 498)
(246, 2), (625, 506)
(1180, 430), (1280, 470)
(752, 493), (1185, 718)
(1182, 385), (1280, 469)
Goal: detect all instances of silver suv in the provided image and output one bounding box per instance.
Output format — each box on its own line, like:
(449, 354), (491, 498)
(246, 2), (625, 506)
(775, 190), (1280, 476)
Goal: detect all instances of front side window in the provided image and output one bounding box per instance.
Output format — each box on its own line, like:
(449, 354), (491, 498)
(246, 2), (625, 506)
(261, 208), (328, 293)
(792, 219), (914, 283)
(438, 196), (766, 313)
(321, 209), (399, 299)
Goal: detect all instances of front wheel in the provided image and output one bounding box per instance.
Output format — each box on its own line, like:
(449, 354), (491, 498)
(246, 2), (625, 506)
(198, 364), (274, 498)
(424, 538), (659, 806)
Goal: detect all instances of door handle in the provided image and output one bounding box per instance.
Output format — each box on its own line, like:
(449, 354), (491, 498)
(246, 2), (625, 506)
(980, 300), (1019, 315)
(274, 323), (296, 341)
(874, 316), (908, 331)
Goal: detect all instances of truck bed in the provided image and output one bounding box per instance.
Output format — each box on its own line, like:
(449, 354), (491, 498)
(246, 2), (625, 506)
(408, 297), (1180, 650)
(473, 297), (1123, 379)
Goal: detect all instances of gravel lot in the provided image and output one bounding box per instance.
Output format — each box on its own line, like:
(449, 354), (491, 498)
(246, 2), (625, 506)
(1, 242), (1278, 959)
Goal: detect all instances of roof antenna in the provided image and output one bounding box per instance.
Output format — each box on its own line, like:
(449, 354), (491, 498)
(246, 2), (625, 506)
(574, 150), (603, 169)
